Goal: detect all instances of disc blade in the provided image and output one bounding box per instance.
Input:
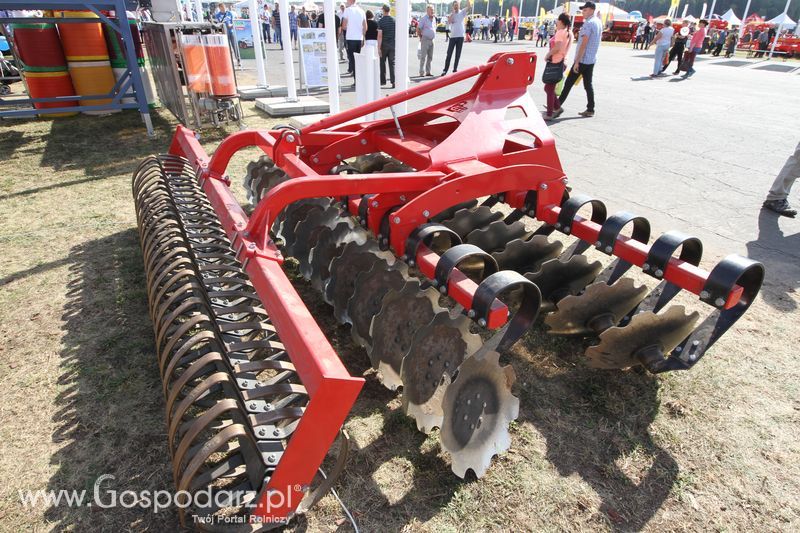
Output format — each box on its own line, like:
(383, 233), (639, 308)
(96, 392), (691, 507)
(440, 351), (519, 478)
(307, 220), (365, 292)
(368, 281), (444, 390)
(466, 219), (531, 254)
(441, 206), (504, 239)
(545, 278), (649, 336)
(293, 206), (342, 276)
(525, 255), (603, 312)
(326, 241), (393, 322)
(431, 200), (480, 222)
(585, 305), (700, 369)
(348, 262), (410, 349)
(281, 200), (330, 257)
(492, 235), (563, 273)
(400, 313), (482, 433)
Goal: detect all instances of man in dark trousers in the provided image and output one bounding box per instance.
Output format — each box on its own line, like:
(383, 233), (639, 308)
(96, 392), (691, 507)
(377, 4), (396, 87)
(663, 20), (688, 74)
(552, 1), (602, 118)
(441, 0), (471, 76)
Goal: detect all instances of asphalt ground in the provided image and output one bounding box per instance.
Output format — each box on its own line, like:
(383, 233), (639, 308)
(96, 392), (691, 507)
(238, 36), (800, 312)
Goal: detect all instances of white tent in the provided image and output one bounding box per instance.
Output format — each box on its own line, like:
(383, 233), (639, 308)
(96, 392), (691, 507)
(683, 14), (697, 22)
(551, 2), (631, 19)
(720, 8), (742, 25)
(767, 12), (797, 28)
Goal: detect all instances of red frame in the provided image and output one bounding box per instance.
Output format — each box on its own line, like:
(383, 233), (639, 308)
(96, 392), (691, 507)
(165, 50), (744, 521)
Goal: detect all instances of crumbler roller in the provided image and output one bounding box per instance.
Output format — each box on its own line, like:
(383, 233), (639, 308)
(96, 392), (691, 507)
(133, 51), (764, 526)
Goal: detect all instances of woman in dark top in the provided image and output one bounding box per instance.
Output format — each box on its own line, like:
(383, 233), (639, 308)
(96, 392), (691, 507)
(365, 10), (379, 48)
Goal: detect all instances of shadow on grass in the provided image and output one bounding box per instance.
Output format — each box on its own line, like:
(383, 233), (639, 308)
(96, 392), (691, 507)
(512, 328), (677, 531)
(44, 230), (178, 531)
(745, 210), (800, 311)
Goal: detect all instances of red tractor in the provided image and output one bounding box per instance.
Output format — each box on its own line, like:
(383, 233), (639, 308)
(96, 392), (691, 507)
(603, 19), (638, 42)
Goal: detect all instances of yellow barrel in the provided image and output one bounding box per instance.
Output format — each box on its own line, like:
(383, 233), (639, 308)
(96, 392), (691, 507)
(67, 60), (119, 114)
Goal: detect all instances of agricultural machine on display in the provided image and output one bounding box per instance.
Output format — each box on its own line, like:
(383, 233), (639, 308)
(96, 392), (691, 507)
(132, 51), (764, 526)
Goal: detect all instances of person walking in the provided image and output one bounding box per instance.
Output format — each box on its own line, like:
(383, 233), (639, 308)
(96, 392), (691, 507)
(341, 0), (366, 76)
(643, 21), (652, 49)
(364, 10), (378, 49)
(762, 141), (800, 217)
(663, 21), (688, 74)
(552, 2), (602, 118)
(442, 0), (470, 76)
(492, 14), (500, 43)
(537, 22), (547, 46)
(542, 13), (572, 120)
(417, 4), (436, 77)
(215, 3), (241, 67)
(682, 19), (707, 78)
(298, 6), (309, 28)
(754, 29), (769, 58)
(649, 20), (673, 77)
(377, 4), (396, 87)
(634, 23), (644, 49)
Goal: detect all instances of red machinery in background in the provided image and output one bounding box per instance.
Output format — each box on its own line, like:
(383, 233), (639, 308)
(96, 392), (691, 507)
(132, 51), (763, 527)
(603, 19), (638, 42)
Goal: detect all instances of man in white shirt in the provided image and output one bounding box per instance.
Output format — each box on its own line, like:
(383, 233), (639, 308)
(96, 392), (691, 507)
(341, 0), (366, 75)
(441, 0), (471, 75)
(417, 4), (436, 76)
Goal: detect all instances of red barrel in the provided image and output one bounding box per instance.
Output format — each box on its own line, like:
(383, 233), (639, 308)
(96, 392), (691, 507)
(24, 70), (78, 116)
(11, 23), (67, 70)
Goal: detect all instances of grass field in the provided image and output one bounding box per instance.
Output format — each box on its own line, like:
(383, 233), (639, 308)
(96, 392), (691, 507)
(1, 105), (798, 532)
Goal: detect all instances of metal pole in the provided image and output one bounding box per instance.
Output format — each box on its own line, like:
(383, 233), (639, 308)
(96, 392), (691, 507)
(739, 0), (752, 39)
(768, 0), (791, 59)
(700, 3), (707, 20)
(278, 0), (297, 100)
(534, 0), (540, 30)
(248, 0), (267, 86)
(323, 0), (340, 113)
(518, 0), (525, 37)
(707, 0), (717, 22)
(681, 4), (688, 18)
(396, 0), (410, 114)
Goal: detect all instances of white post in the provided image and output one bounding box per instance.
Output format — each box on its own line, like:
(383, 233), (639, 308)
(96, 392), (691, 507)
(700, 3), (707, 19)
(534, 0), (540, 30)
(323, 0), (340, 113)
(278, 0), (297, 100)
(739, 0), (752, 39)
(769, 0), (792, 59)
(708, 0), (716, 21)
(681, 4), (688, 18)
(518, 0), (524, 37)
(248, 0), (267, 86)
(395, 0), (410, 114)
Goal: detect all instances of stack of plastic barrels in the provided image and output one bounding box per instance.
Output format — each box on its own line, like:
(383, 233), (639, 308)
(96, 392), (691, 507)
(56, 10), (119, 115)
(11, 22), (77, 116)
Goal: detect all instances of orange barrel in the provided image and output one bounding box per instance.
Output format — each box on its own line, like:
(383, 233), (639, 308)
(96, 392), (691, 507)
(68, 60), (119, 114)
(203, 34), (236, 96)
(181, 34), (211, 93)
(11, 23), (68, 70)
(23, 70), (78, 117)
(55, 11), (110, 61)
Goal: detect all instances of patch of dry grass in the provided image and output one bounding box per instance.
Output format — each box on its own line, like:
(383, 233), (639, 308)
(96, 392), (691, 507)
(1, 102), (799, 533)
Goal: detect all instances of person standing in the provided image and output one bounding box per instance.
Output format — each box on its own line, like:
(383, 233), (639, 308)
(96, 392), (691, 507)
(272, 3), (282, 49)
(542, 13), (572, 120)
(763, 141), (800, 217)
(298, 6), (309, 28)
(318, 8), (342, 59)
(643, 20), (652, 49)
(341, 0), (366, 76)
(537, 22), (547, 46)
(288, 5), (299, 48)
(725, 30), (737, 57)
(492, 15), (500, 43)
(649, 20), (673, 77)
(377, 4), (396, 87)
(683, 19), (707, 78)
(663, 21), (688, 74)
(338, 4), (347, 61)
(754, 28), (769, 58)
(215, 3), (241, 67)
(442, 0), (470, 76)
(634, 23), (644, 49)
(261, 4), (272, 44)
(713, 28), (726, 56)
(364, 10), (378, 49)
(418, 4), (436, 77)
(553, 2), (602, 118)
